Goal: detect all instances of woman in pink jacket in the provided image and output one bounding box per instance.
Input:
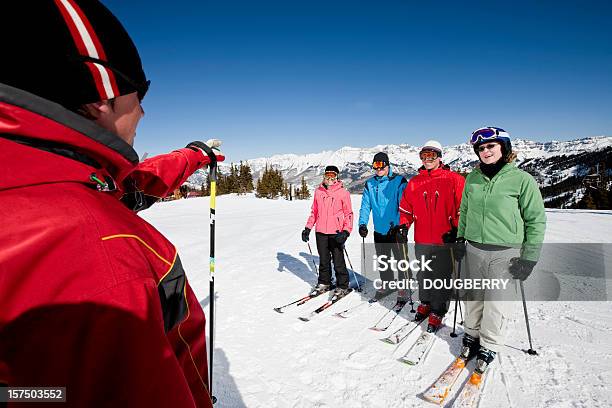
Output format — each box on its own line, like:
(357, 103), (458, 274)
(302, 166), (354, 297)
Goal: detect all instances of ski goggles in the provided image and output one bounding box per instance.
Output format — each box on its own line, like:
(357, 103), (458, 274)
(419, 150), (439, 160)
(470, 127), (507, 145)
(372, 161), (388, 170)
(477, 142), (500, 152)
(324, 171), (338, 179)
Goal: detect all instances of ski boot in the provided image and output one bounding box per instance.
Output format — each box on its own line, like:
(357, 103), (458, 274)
(414, 303), (431, 321)
(459, 333), (481, 361)
(310, 283), (330, 296)
(426, 312), (443, 333)
(333, 287), (352, 298)
(468, 346), (496, 386)
(474, 346), (496, 374)
(374, 287), (394, 300)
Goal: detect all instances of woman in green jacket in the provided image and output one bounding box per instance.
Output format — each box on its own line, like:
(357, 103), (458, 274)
(455, 126), (546, 376)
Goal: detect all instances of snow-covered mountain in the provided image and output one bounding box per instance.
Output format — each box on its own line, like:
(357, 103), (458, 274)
(187, 136), (612, 204)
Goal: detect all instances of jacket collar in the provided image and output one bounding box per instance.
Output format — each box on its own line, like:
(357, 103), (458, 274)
(0, 82), (139, 177)
(373, 164), (394, 181)
(475, 161), (515, 181)
(319, 180), (344, 192)
(0, 83), (138, 193)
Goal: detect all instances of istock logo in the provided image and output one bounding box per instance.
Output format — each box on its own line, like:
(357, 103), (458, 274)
(373, 255), (433, 273)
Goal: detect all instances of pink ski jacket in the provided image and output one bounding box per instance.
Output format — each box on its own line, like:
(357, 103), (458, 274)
(305, 181), (354, 234)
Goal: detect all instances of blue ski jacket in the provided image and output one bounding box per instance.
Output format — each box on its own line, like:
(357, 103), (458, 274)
(358, 166), (408, 234)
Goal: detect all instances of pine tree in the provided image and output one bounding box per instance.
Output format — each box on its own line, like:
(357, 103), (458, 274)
(227, 163), (239, 193)
(282, 183), (289, 199)
(256, 165), (268, 198)
(215, 167), (230, 195)
(299, 176), (310, 200)
(238, 161), (254, 194)
(256, 165), (285, 198)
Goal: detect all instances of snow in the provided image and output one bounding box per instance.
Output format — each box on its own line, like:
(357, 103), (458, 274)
(140, 195), (612, 408)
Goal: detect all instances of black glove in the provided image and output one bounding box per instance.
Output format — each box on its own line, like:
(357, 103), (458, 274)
(358, 224), (368, 238)
(335, 230), (350, 245)
(442, 227), (458, 243)
(389, 224), (408, 242)
(302, 227), (311, 242)
(397, 224), (409, 241)
(186, 139), (223, 160)
(509, 257), (537, 281)
(453, 237), (467, 262)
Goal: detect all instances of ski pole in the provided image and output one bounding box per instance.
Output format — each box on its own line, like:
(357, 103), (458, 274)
(306, 241), (319, 275)
(343, 246), (361, 292)
(520, 280), (538, 356)
(199, 142), (219, 404)
(362, 237), (366, 289)
(450, 248), (460, 338)
(458, 296), (464, 325)
(398, 240), (415, 313)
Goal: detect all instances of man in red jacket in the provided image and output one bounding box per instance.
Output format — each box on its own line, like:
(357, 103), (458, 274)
(0, 1), (222, 406)
(398, 140), (465, 332)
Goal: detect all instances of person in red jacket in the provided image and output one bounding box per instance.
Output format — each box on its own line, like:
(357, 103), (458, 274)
(302, 166), (354, 298)
(398, 140), (465, 331)
(0, 1), (222, 407)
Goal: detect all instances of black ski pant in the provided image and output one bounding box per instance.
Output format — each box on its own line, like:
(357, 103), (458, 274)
(374, 231), (409, 285)
(315, 232), (349, 289)
(415, 244), (453, 316)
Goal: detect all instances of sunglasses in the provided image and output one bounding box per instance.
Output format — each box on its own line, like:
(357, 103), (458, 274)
(324, 172), (338, 179)
(470, 127), (507, 145)
(419, 150), (439, 160)
(477, 143), (500, 152)
(372, 161), (387, 170)
(73, 55), (151, 102)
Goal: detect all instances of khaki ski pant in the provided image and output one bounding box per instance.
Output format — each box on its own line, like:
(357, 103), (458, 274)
(462, 242), (520, 353)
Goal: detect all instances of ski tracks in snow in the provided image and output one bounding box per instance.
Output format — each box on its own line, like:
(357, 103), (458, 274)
(141, 196), (612, 407)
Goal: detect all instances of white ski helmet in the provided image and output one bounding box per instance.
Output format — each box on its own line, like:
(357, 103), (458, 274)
(420, 140), (443, 156)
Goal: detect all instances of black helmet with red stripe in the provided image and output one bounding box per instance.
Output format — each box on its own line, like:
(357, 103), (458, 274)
(1, 0), (149, 110)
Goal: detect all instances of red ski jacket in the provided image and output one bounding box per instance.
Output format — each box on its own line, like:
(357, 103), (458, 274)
(0, 83), (223, 407)
(399, 165), (465, 244)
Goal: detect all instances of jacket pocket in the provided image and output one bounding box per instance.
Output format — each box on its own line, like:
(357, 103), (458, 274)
(513, 213), (518, 236)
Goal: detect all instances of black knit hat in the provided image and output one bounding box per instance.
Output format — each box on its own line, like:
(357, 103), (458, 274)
(325, 165), (340, 174)
(2, 0), (149, 110)
(373, 152), (389, 165)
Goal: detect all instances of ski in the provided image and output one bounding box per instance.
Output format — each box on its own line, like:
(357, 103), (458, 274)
(380, 317), (426, 344)
(368, 299), (407, 331)
(299, 289), (353, 321)
(451, 364), (495, 408)
(273, 288), (330, 313)
(422, 357), (469, 405)
(334, 297), (378, 318)
(334, 291), (394, 319)
(398, 329), (437, 365)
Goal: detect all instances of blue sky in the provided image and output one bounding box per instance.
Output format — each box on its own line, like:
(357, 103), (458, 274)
(106, 0), (612, 162)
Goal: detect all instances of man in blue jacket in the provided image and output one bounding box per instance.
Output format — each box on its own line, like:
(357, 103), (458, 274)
(358, 152), (409, 300)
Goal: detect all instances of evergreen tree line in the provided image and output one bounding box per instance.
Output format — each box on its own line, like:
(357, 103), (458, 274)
(193, 161), (255, 196)
(255, 165), (311, 200)
(181, 162), (312, 200)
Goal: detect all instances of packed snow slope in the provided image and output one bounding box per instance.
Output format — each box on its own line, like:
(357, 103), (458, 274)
(140, 195), (612, 408)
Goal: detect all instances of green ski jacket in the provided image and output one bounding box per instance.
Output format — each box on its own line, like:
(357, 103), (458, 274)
(457, 163), (546, 261)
